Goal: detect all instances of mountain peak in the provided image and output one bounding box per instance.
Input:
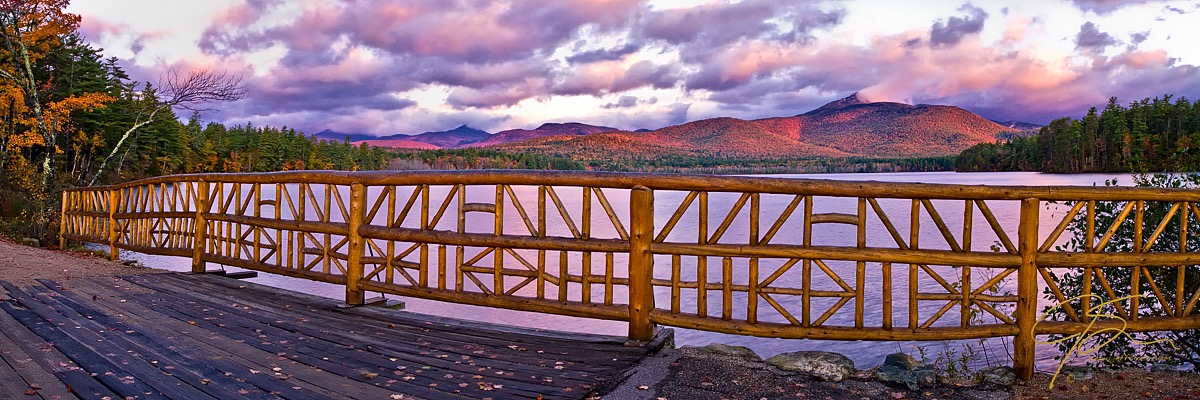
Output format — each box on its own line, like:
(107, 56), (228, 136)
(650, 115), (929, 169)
(807, 92), (874, 115)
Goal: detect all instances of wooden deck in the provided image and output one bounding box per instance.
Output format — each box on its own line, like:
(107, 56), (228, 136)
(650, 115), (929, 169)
(0, 273), (668, 399)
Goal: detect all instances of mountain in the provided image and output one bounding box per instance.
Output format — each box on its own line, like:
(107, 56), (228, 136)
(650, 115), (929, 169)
(342, 123), (615, 150)
(804, 91), (871, 115)
(344, 125), (490, 150)
(353, 138), (440, 150)
(494, 93), (1016, 161)
(408, 125), (491, 148)
(990, 120), (1043, 131)
(471, 122), (617, 147)
(313, 129), (374, 142)
(793, 96), (1013, 156)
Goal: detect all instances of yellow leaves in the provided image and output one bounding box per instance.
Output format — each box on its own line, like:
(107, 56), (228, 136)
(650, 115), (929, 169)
(3, 154), (39, 194)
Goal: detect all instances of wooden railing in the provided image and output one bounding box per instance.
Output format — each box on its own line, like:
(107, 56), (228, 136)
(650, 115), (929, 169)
(60, 171), (1200, 378)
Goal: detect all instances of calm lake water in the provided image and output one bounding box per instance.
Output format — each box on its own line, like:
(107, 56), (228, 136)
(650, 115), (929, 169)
(118, 171), (1131, 371)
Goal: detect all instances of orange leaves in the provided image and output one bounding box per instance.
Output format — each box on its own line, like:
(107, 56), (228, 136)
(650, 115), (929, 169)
(0, 0), (80, 66)
(46, 92), (112, 117)
(44, 92), (113, 135)
(6, 130), (43, 150)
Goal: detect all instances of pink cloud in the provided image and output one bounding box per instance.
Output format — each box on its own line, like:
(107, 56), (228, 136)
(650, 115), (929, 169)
(175, 0), (1200, 134)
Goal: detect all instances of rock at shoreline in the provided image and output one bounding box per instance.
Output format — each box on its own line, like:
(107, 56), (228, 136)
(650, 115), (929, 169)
(766, 351), (856, 382)
(875, 353), (936, 390)
(696, 343), (761, 361)
(979, 366), (1016, 386)
(1061, 366), (1093, 381)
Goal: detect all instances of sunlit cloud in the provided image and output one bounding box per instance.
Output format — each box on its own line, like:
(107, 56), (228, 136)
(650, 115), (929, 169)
(68, 0), (1200, 135)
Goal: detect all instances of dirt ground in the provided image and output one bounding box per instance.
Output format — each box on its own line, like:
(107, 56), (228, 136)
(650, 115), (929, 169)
(603, 346), (1200, 400)
(0, 236), (161, 287)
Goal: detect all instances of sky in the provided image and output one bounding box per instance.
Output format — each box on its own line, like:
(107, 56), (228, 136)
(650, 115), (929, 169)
(67, 0), (1200, 136)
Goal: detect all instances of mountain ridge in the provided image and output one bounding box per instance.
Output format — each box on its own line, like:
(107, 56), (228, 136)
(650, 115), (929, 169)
(336, 93), (1024, 162)
(492, 93), (1017, 161)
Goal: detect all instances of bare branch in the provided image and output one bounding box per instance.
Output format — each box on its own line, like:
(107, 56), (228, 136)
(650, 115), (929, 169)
(87, 67), (246, 185)
(159, 67), (247, 112)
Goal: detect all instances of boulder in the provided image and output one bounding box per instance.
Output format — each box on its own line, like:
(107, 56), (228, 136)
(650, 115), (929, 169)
(1151, 363), (1180, 373)
(765, 351), (856, 382)
(20, 237), (39, 247)
(698, 343), (761, 361)
(1061, 366), (1093, 381)
(978, 366), (1016, 386)
(875, 353), (936, 390)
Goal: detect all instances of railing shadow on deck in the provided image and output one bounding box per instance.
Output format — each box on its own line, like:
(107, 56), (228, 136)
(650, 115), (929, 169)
(60, 170), (1200, 379)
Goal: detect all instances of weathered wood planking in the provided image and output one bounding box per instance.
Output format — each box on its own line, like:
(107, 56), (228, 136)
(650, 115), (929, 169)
(0, 273), (666, 399)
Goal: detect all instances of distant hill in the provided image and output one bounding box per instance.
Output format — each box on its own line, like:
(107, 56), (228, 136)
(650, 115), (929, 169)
(354, 138), (439, 150)
(314, 129), (374, 142)
(408, 125), (491, 148)
(343, 125), (490, 150)
(470, 122), (617, 147)
(990, 120), (1043, 131)
(343, 123), (618, 150)
(494, 93), (1015, 161)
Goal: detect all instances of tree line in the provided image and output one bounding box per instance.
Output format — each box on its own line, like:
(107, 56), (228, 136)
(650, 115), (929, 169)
(956, 95), (1200, 173)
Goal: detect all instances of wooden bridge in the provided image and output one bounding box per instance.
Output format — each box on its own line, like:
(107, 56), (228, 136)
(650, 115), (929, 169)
(1, 273), (664, 399)
(55, 170), (1200, 382)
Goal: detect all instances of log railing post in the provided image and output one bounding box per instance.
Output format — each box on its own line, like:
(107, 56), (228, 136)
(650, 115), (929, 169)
(58, 190), (68, 250)
(1014, 197), (1040, 379)
(192, 181), (210, 273)
(628, 186), (655, 342)
(108, 189), (120, 261)
(345, 182), (367, 306)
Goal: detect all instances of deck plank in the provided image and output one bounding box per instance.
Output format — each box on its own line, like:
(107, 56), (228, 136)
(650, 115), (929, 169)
(144, 274), (636, 372)
(129, 276), (555, 399)
(0, 292), (107, 399)
(50, 278), (364, 400)
(0, 273), (663, 400)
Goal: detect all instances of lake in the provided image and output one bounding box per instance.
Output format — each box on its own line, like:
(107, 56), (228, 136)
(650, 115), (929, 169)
(117, 171), (1132, 371)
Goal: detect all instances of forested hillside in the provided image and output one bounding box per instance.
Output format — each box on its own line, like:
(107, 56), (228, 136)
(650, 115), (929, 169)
(956, 95), (1200, 173)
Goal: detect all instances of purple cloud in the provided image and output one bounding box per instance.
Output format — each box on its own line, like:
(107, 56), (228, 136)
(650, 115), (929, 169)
(1076, 21), (1116, 50)
(930, 4), (988, 47)
(566, 44), (641, 64)
(154, 0), (1200, 136)
(1071, 0), (1163, 14)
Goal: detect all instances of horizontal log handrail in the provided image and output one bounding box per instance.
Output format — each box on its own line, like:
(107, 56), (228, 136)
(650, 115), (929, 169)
(59, 170), (1200, 380)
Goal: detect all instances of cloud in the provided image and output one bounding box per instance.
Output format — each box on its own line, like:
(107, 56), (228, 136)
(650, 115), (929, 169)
(138, 0), (1199, 136)
(446, 79), (546, 109)
(1129, 31), (1150, 47)
(930, 4), (988, 47)
(1075, 21), (1116, 50)
(1070, 0), (1162, 14)
(603, 95), (641, 109)
(638, 1), (844, 61)
(566, 44), (641, 64)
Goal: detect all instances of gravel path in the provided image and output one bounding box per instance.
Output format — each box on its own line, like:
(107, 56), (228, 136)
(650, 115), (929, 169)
(0, 237), (162, 287)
